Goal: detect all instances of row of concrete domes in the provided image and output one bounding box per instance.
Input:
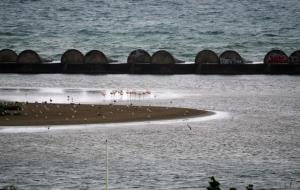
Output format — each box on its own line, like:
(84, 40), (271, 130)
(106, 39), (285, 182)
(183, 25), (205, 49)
(0, 49), (299, 64)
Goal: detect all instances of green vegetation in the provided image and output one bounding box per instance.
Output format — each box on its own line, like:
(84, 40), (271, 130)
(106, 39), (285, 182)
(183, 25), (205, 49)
(0, 102), (22, 116)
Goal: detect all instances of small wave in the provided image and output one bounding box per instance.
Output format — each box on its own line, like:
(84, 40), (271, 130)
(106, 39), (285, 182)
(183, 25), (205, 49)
(19, 0), (39, 3)
(279, 27), (296, 32)
(57, 7), (71, 12)
(263, 33), (278, 37)
(223, 43), (246, 49)
(205, 30), (225, 35)
(0, 32), (15, 36)
(77, 29), (101, 36)
(135, 30), (172, 37)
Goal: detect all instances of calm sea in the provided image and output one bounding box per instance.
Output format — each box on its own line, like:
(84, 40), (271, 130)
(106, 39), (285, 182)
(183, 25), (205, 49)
(0, 74), (299, 189)
(0, 1), (300, 189)
(0, 0), (299, 62)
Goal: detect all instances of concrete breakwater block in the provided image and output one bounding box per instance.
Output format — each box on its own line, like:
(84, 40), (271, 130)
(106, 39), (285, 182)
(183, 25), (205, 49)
(195, 50), (219, 64)
(264, 49), (288, 64)
(61, 49), (84, 64)
(151, 50), (175, 64)
(17, 50), (42, 64)
(220, 50), (244, 64)
(127, 49), (151, 64)
(84, 50), (110, 64)
(0, 49), (17, 63)
(289, 50), (300, 64)
(151, 50), (184, 64)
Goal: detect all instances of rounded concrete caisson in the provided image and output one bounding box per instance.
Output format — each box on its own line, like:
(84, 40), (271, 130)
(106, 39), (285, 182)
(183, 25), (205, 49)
(264, 49), (289, 64)
(84, 50), (109, 64)
(127, 49), (151, 64)
(220, 50), (244, 64)
(17, 50), (42, 64)
(289, 50), (300, 64)
(195, 50), (219, 64)
(0, 49), (18, 63)
(151, 50), (175, 64)
(61, 49), (84, 64)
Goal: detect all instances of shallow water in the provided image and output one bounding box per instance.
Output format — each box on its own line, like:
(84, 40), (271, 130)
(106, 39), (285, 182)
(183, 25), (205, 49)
(0, 0), (299, 62)
(0, 74), (299, 189)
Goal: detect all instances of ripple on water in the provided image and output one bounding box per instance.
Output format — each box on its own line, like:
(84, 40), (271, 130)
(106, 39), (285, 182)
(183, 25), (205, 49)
(0, 75), (299, 189)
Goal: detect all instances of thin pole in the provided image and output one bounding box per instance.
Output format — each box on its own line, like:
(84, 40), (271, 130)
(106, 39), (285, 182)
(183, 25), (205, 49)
(105, 139), (108, 190)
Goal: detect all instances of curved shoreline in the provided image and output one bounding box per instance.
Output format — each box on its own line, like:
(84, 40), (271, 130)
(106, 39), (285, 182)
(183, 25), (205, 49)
(0, 102), (213, 126)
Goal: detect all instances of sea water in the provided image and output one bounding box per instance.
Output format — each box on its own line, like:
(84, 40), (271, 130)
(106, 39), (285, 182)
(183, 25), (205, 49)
(1, 0), (300, 189)
(0, 74), (299, 189)
(0, 0), (299, 62)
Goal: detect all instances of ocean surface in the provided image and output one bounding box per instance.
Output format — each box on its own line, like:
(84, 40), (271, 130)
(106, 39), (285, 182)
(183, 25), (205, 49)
(0, 74), (299, 189)
(0, 0), (300, 189)
(0, 0), (300, 62)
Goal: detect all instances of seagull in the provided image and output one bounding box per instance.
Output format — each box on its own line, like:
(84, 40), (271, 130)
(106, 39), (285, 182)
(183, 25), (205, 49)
(187, 124), (192, 130)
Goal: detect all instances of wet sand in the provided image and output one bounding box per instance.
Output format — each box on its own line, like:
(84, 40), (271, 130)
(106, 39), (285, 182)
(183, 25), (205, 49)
(0, 102), (213, 126)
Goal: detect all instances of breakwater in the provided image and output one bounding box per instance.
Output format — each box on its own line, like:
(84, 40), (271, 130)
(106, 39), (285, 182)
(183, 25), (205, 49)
(0, 49), (299, 75)
(1, 63), (300, 75)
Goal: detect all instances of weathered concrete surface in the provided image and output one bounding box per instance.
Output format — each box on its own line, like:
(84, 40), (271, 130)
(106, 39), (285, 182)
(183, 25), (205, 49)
(0, 49), (17, 63)
(17, 50), (42, 64)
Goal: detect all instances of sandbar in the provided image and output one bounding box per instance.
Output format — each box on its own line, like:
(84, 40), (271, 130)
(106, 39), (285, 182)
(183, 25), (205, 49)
(0, 102), (213, 126)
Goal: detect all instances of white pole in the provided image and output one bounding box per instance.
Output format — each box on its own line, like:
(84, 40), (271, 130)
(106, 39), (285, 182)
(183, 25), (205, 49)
(105, 139), (108, 190)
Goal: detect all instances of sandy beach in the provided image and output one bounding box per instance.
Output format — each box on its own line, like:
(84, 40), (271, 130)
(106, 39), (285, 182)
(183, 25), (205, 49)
(0, 102), (213, 126)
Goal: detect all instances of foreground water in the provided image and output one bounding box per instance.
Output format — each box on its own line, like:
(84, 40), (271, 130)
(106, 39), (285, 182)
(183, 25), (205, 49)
(0, 74), (299, 189)
(1, 0), (300, 62)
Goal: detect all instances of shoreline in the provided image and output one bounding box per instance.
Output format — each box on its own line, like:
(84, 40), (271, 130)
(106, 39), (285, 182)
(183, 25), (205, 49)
(0, 102), (213, 126)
